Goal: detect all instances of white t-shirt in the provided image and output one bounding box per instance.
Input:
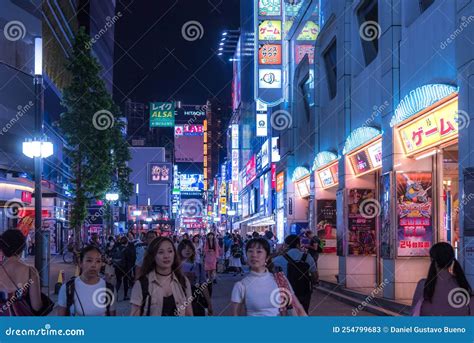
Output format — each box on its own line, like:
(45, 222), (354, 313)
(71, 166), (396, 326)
(231, 271), (282, 316)
(58, 278), (117, 316)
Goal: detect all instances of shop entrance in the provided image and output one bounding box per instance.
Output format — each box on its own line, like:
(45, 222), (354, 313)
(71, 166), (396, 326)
(440, 144), (459, 254)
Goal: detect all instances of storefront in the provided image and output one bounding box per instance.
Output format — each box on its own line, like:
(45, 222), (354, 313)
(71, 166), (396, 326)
(389, 84), (459, 300)
(313, 151), (339, 282)
(291, 166), (311, 236)
(340, 127), (382, 293)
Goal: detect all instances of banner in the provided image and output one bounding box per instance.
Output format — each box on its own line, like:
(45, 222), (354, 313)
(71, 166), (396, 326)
(347, 189), (377, 255)
(316, 200), (337, 254)
(396, 172), (433, 257)
(147, 163), (172, 184)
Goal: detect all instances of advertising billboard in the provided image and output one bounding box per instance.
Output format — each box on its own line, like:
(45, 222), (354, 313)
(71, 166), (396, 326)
(150, 102), (175, 127)
(258, 20), (282, 40)
(258, 44), (282, 65)
(147, 163), (172, 184)
(179, 174), (205, 192)
(175, 135), (204, 163)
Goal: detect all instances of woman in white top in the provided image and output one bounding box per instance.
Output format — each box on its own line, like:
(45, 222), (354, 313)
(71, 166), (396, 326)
(58, 246), (116, 316)
(231, 238), (306, 316)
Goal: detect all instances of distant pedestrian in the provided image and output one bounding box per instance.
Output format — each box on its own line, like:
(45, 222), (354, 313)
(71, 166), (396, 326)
(0, 229), (43, 316)
(178, 239), (213, 316)
(129, 237), (193, 316)
(204, 232), (219, 285)
(135, 231), (157, 278)
(231, 238), (306, 316)
(229, 239), (244, 276)
(273, 234), (317, 313)
(411, 242), (473, 316)
(111, 237), (134, 300)
(58, 245), (116, 316)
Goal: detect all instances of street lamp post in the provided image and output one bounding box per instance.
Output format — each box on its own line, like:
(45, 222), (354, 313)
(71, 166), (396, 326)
(22, 37), (54, 289)
(105, 193), (119, 236)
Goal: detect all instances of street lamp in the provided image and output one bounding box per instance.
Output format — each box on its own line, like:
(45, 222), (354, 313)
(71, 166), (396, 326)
(22, 36), (52, 289)
(105, 193), (119, 201)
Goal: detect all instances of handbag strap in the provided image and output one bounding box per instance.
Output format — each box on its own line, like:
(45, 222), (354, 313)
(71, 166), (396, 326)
(1, 264), (21, 291)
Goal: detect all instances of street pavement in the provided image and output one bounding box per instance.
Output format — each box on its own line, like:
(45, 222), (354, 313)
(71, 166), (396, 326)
(23, 256), (373, 316)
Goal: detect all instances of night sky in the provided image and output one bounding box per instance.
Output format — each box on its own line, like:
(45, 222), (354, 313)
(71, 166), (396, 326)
(113, 0), (240, 107)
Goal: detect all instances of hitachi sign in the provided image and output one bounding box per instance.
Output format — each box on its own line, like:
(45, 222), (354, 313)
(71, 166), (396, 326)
(184, 110), (205, 116)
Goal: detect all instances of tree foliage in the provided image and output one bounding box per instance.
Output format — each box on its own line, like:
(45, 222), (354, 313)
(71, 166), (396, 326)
(59, 28), (132, 246)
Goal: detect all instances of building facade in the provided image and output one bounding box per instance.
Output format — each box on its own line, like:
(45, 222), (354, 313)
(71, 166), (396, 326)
(228, 0), (474, 302)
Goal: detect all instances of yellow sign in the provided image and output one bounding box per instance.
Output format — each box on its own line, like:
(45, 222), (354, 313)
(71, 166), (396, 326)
(276, 172), (284, 193)
(259, 20), (282, 40)
(398, 97), (458, 156)
(220, 197), (227, 214)
(297, 21), (319, 41)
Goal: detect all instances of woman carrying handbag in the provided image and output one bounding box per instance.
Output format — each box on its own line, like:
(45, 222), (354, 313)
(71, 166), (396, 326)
(0, 229), (53, 316)
(231, 237), (307, 316)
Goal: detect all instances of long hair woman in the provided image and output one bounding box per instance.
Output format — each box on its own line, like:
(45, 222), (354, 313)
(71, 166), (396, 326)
(178, 239), (213, 316)
(231, 238), (306, 316)
(411, 242), (473, 315)
(204, 232), (220, 285)
(129, 237), (193, 316)
(0, 229), (43, 316)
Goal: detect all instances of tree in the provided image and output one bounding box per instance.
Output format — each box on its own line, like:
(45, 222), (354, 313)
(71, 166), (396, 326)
(59, 28), (132, 249)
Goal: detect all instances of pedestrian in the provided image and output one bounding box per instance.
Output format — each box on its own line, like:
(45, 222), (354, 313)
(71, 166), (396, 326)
(111, 236), (134, 300)
(0, 229), (43, 316)
(129, 237), (193, 316)
(57, 245), (116, 316)
(264, 230), (276, 253)
(88, 233), (101, 250)
(192, 234), (204, 265)
(229, 238), (244, 276)
(411, 242), (473, 316)
(104, 236), (115, 258)
(273, 234), (317, 314)
(135, 231), (157, 279)
(231, 237), (306, 316)
(204, 232), (219, 285)
(178, 239), (213, 316)
(306, 236), (322, 286)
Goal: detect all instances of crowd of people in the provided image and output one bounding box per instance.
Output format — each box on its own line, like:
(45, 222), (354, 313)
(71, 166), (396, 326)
(0, 227), (472, 316)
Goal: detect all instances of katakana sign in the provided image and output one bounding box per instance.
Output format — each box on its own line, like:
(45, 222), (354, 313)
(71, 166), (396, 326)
(398, 98), (458, 156)
(150, 102), (175, 127)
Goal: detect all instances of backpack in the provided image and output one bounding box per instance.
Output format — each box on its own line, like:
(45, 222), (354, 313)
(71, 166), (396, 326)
(65, 277), (114, 316)
(282, 253), (312, 296)
(111, 245), (126, 268)
(138, 275), (188, 316)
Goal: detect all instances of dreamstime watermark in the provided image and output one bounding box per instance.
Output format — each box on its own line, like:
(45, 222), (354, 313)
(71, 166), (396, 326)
(359, 198), (381, 219)
(5, 324), (85, 337)
(447, 287), (471, 309)
(174, 279), (212, 315)
(84, 205), (106, 227)
(440, 16), (474, 49)
(3, 20), (26, 41)
(352, 278), (389, 316)
(0, 279), (34, 314)
(181, 21), (204, 41)
(92, 110), (114, 130)
(3, 198), (26, 219)
(181, 199), (203, 217)
(91, 287), (115, 309)
(269, 287), (293, 309)
(359, 21), (381, 42)
(0, 101), (34, 135)
(455, 110), (470, 130)
(364, 101), (389, 128)
(85, 12), (123, 50)
(270, 110), (292, 131)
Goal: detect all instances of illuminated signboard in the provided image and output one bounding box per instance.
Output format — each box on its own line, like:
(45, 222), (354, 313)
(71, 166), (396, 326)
(150, 102), (175, 127)
(259, 69), (282, 89)
(296, 176), (311, 197)
(285, 0), (303, 17)
(147, 163), (172, 184)
(398, 97), (458, 157)
(259, 0), (281, 16)
(296, 21), (319, 41)
(179, 174), (204, 192)
(258, 20), (282, 40)
(232, 124), (239, 149)
(272, 137), (280, 162)
(256, 113), (268, 136)
(316, 162), (339, 189)
(261, 139), (269, 169)
(295, 45), (314, 64)
(258, 44), (282, 65)
(246, 155), (257, 186)
(348, 139), (382, 176)
(276, 171), (284, 193)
